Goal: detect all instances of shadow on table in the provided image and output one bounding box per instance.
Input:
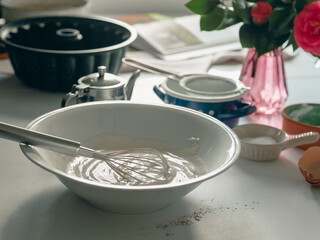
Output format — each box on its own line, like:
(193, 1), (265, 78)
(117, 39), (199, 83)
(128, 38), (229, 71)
(235, 154), (320, 205)
(0, 72), (64, 121)
(2, 188), (197, 240)
(0, 72), (23, 89)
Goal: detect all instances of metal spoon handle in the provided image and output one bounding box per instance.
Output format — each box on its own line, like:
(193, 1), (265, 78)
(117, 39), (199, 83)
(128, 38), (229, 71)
(122, 57), (182, 80)
(0, 121), (85, 156)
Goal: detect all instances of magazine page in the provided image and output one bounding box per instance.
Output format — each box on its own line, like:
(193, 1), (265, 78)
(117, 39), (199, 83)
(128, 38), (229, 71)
(132, 15), (241, 61)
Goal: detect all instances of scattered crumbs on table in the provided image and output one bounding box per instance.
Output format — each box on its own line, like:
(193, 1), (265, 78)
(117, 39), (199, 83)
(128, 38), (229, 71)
(151, 200), (261, 238)
(126, 200), (261, 238)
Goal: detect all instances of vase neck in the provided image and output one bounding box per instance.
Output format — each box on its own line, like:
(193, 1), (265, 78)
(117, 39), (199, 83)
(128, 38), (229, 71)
(249, 47), (282, 57)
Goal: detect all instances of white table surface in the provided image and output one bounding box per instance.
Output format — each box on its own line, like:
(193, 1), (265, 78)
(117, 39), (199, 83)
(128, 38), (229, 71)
(0, 51), (319, 240)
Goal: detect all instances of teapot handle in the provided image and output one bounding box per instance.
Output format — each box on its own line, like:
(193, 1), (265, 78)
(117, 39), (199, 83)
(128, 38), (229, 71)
(61, 91), (78, 107)
(61, 84), (88, 107)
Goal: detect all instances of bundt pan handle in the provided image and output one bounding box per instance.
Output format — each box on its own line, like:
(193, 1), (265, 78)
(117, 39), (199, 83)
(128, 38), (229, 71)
(0, 16), (137, 92)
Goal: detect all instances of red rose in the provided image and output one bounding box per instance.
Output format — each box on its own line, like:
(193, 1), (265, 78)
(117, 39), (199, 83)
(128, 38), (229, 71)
(294, 1), (320, 56)
(251, 2), (273, 25)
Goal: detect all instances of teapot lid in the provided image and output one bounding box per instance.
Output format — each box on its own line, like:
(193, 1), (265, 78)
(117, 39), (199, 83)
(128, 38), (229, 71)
(79, 66), (124, 88)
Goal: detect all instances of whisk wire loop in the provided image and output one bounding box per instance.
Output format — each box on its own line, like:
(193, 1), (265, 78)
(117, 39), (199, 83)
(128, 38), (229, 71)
(92, 148), (171, 184)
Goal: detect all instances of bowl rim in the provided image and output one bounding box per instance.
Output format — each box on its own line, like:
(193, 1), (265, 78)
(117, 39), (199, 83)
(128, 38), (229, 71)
(0, 15), (137, 55)
(282, 103), (320, 129)
(20, 101), (240, 190)
(161, 75), (248, 103)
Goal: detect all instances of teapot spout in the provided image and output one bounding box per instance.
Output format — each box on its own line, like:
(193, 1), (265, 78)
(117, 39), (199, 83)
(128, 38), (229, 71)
(125, 69), (141, 100)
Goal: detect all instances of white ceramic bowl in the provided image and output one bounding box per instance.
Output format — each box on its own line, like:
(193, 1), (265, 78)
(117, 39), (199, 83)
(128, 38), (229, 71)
(20, 102), (240, 214)
(233, 123), (319, 161)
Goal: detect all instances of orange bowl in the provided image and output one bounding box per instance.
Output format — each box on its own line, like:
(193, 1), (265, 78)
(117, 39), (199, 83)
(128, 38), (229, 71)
(282, 103), (320, 149)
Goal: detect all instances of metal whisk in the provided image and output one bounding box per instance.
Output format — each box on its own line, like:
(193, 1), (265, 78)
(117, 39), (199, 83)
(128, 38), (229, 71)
(0, 122), (170, 185)
(90, 148), (171, 185)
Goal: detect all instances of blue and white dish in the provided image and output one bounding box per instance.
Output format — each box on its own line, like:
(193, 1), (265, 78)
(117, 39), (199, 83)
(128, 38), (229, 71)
(153, 75), (256, 127)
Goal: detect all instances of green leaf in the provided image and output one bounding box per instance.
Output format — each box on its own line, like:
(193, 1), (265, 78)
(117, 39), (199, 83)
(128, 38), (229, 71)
(281, 0), (293, 3)
(286, 30), (299, 50)
(255, 32), (289, 56)
(232, 0), (254, 25)
(200, 7), (228, 31)
(294, 0), (309, 12)
(185, 0), (220, 15)
(217, 10), (242, 29)
(239, 22), (290, 56)
(269, 6), (296, 37)
(255, 35), (271, 55)
(239, 24), (255, 48)
(269, 7), (289, 31)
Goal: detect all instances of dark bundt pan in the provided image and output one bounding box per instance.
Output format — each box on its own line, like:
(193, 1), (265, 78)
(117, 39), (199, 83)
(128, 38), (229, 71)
(0, 15), (137, 92)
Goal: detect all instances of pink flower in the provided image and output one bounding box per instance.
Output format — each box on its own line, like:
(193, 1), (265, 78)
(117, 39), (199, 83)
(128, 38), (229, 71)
(251, 2), (273, 25)
(294, 1), (320, 56)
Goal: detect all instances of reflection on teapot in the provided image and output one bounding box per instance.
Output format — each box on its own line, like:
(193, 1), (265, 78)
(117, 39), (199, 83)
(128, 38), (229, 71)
(61, 66), (140, 107)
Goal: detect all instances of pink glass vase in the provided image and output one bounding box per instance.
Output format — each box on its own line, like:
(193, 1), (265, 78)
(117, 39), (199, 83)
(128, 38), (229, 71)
(239, 47), (288, 115)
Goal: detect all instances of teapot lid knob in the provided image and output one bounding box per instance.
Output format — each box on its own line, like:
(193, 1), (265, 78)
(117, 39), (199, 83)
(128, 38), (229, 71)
(89, 66), (121, 87)
(97, 66), (107, 81)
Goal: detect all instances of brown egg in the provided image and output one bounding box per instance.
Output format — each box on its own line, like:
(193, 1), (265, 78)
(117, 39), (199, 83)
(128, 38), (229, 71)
(298, 146), (320, 186)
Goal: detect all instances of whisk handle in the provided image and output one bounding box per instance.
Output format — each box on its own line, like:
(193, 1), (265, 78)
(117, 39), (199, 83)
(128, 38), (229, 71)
(0, 121), (81, 156)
